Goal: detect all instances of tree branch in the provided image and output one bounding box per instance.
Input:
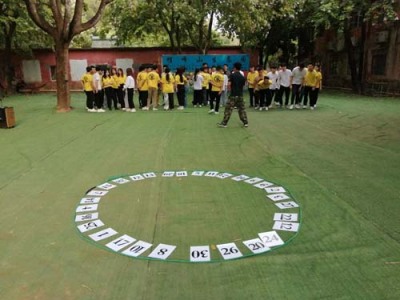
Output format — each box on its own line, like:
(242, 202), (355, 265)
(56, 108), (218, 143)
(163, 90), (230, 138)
(23, 0), (56, 36)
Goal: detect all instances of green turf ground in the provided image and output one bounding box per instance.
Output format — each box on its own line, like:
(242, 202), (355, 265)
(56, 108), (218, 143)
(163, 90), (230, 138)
(0, 91), (399, 299)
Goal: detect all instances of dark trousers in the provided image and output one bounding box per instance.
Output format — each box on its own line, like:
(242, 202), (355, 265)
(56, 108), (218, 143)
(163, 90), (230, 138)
(177, 85), (185, 106)
(202, 87), (208, 105)
(85, 91), (95, 109)
(139, 90), (148, 108)
(210, 91), (221, 112)
(127, 88), (135, 109)
(303, 86), (316, 106)
(222, 96), (248, 125)
(254, 90), (260, 107)
(278, 86), (291, 106)
(167, 93), (174, 109)
(309, 88), (319, 107)
(269, 89), (277, 105)
(95, 90), (104, 109)
(291, 84), (302, 105)
(105, 87), (118, 109)
(117, 85), (125, 108)
(193, 89), (203, 105)
(259, 89), (267, 107)
(248, 88), (255, 107)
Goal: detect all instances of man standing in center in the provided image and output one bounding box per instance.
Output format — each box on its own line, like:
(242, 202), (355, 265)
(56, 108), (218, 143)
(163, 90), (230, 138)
(217, 62), (248, 128)
(146, 65), (160, 111)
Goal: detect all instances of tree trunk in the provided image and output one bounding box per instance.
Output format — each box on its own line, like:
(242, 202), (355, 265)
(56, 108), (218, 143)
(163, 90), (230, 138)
(358, 18), (368, 94)
(1, 22), (16, 95)
(344, 25), (360, 93)
(54, 42), (71, 112)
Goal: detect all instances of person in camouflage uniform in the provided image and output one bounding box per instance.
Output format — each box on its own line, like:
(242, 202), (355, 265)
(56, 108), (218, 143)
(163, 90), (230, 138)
(218, 62), (248, 128)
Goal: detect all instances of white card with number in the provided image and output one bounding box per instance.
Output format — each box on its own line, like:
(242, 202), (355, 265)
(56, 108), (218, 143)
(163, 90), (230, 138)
(253, 181), (274, 189)
(191, 171), (205, 176)
(267, 193), (291, 202)
(80, 197), (101, 204)
(176, 171), (188, 177)
(274, 213), (298, 222)
(231, 175), (250, 181)
(275, 201), (299, 209)
(87, 190), (108, 196)
(76, 204), (98, 213)
(265, 187), (286, 194)
(244, 177), (263, 184)
(217, 243), (243, 260)
(112, 178), (130, 184)
(130, 174), (145, 181)
(258, 231), (285, 247)
(98, 183), (117, 190)
(122, 241), (152, 257)
(148, 244), (177, 260)
(243, 238), (270, 254)
(205, 171), (219, 177)
(77, 220), (104, 233)
(216, 173), (233, 179)
(190, 246), (211, 262)
(162, 171), (175, 177)
(106, 234), (136, 252)
(143, 172), (156, 179)
(273, 221), (300, 232)
(89, 228), (118, 241)
(75, 212), (99, 222)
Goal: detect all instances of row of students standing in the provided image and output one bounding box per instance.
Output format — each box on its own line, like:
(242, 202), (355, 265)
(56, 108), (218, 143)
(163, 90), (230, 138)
(246, 63), (322, 111)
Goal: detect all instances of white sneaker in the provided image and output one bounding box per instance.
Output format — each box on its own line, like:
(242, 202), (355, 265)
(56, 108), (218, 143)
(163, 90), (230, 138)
(178, 106), (184, 110)
(255, 106), (259, 110)
(142, 107), (149, 111)
(122, 108), (126, 111)
(153, 107), (158, 111)
(310, 107), (314, 110)
(302, 105), (307, 109)
(199, 105), (202, 108)
(97, 108), (105, 112)
(131, 108), (136, 112)
(214, 111), (219, 114)
(208, 109), (215, 114)
(125, 108), (131, 112)
(289, 105), (294, 110)
(265, 107), (269, 111)
(88, 108), (96, 112)
(295, 104), (301, 109)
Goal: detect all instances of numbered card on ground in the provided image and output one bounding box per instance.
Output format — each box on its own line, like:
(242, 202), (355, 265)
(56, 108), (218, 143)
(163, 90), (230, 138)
(148, 244), (177, 260)
(80, 197), (101, 204)
(244, 177), (263, 184)
(190, 245), (211, 262)
(265, 187), (286, 194)
(176, 171), (188, 177)
(76, 204), (98, 213)
(143, 172), (156, 179)
(106, 234), (136, 252)
(75, 212), (99, 222)
(89, 228), (118, 241)
(112, 178), (130, 184)
(275, 201), (299, 209)
(162, 171), (175, 177)
(97, 183), (117, 190)
(258, 231), (285, 248)
(273, 221), (300, 232)
(231, 175), (250, 181)
(191, 171), (205, 176)
(87, 190), (108, 196)
(267, 193), (291, 202)
(216, 243), (243, 260)
(205, 171), (219, 177)
(216, 173), (233, 179)
(243, 238), (270, 254)
(122, 241), (152, 257)
(77, 220), (104, 233)
(130, 174), (145, 181)
(253, 181), (274, 189)
(274, 213), (298, 222)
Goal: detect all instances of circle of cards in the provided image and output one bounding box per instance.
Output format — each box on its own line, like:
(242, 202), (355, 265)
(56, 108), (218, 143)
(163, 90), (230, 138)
(75, 171), (301, 263)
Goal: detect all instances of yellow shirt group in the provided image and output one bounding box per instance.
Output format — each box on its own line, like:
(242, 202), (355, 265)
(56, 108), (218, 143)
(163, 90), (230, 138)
(175, 74), (187, 86)
(147, 71), (160, 89)
(81, 73), (93, 92)
(211, 72), (224, 92)
(137, 71), (148, 91)
(304, 70), (318, 87)
(315, 71), (323, 89)
(103, 76), (115, 89)
(111, 75), (120, 89)
(201, 72), (211, 88)
(247, 71), (258, 88)
(161, 73), (175, 93)
(257, 79), (272, 90)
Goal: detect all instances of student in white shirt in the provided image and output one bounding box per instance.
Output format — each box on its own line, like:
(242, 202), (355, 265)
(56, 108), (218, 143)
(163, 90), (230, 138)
(277, 63), (292, 108)
(267, 66), (279, 108)
(220, 71), (229, 107)
(124, 68), (136, 112)
(192, 68), (204, 107)
(290, 63), (306, 109)
(93, 67), (105, 112)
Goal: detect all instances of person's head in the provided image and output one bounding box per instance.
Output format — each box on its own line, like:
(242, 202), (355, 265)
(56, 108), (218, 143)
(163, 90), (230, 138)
(165, 67), (170, 74)
(95, 66), (101, 72)
(86, 66), (92, 73)
(280, 63), (287, 71)
(271, 65), (277, 73)
(223, 64), (228, 71)
(264, 76), (270, 82)
(163, 65), (168, 71)
(216, 65), (223, 73)
(299, 63), (305, 70)
(176, 67), (184, 75)
(202, 62), (208, 68)
(211, 66), (216, 73)
(150, 64), (157, 71)
(233, 62), (242, 71)
(307, 64), (314, 72)
(117, 68), (124, 76)
(249, 66), (255, 72)
(90, 66), (96, 74)
(104, 69), (110, 77)
(202, 66), (209, 73)
(315, 64), (320, 72)
(139, 65), (145, 72)
(111, 68), (117, 75)
(126, 68), (133, 77)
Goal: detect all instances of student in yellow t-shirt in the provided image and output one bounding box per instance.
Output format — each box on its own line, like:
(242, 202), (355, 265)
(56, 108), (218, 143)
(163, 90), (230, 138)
(247, 66), (258, 107)
(302, 64), (318, 109)
(81, 65), (96, 112)
(146, 64), (160, 110)
(175, 67), (187, 110)
(103, 69), (118, 110)
(201, 67), (211, 106)
(115, 68), (126, 109)
(257, 76), (272, 111)
(137, 65), (149, 109)
(161, 67), (175, 110)
(311, 65), (323, 109)
(253, 67), (266, 109)
(208, 66), (224, 114)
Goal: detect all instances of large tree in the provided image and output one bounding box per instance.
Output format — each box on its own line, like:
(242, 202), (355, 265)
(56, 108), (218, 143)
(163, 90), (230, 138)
(24, 0), (113, 112)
